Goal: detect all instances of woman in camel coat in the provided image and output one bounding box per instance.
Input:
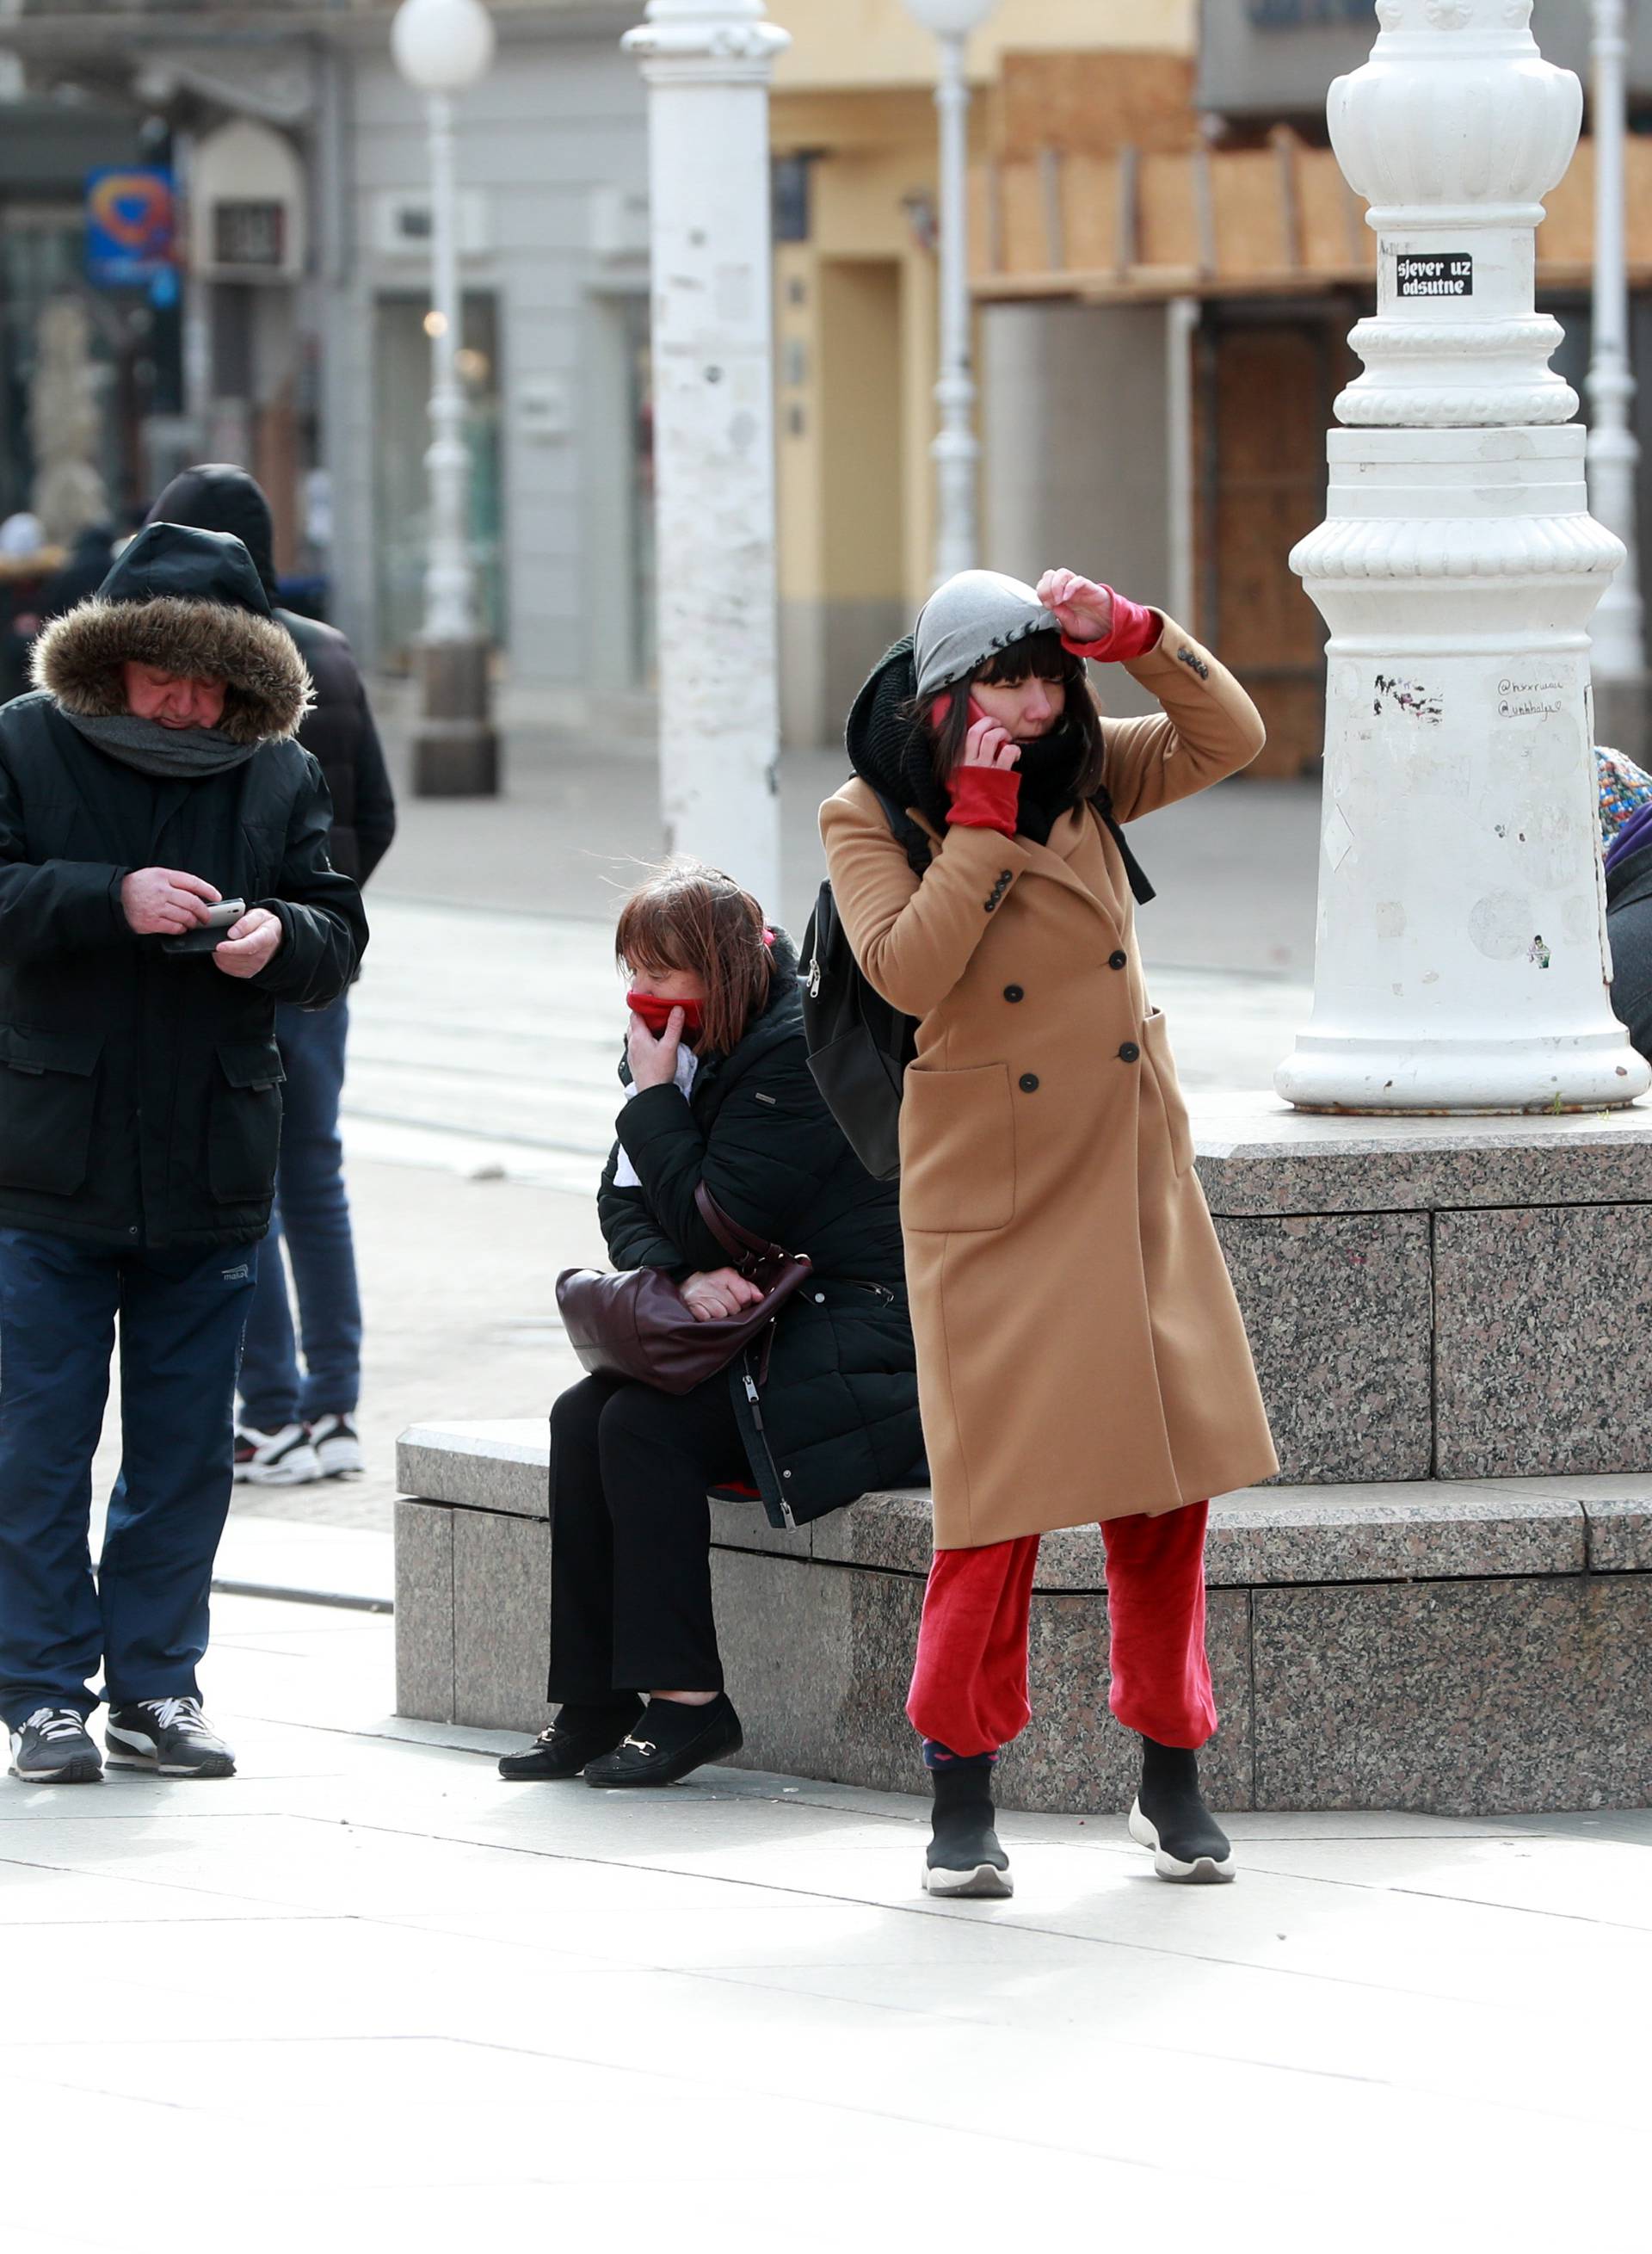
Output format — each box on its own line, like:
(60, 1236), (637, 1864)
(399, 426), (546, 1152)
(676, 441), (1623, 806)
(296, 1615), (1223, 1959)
(821, 565), (1277, 1900)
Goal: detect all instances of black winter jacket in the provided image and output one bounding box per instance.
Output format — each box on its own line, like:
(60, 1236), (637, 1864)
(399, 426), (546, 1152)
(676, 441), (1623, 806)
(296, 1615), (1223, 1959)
(597, 940), (922, 1529)
(1, 526), (367, 1251)
(1608, 841), (1652, 1063)
(150, 466), (396, 885)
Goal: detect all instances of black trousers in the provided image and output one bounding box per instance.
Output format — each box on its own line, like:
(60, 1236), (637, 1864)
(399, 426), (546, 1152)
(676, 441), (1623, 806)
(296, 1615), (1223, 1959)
(546, 1373), (747, 1704)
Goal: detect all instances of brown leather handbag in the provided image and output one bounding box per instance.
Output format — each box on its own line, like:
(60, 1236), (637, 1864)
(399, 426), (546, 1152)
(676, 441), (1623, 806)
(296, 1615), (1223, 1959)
(556, 1183), (814, 1397)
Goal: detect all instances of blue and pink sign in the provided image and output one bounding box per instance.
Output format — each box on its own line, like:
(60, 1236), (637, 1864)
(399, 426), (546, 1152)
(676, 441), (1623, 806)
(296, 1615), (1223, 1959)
(85, 168), (176, 287)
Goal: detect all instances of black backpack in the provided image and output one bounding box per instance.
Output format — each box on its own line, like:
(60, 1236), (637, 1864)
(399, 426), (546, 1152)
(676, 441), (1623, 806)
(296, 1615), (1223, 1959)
(800, 787), (928, 1183)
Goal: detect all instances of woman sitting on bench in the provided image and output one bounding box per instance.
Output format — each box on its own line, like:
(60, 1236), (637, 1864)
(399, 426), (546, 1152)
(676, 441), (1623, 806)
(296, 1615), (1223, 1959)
(500, 861), (921, 1789)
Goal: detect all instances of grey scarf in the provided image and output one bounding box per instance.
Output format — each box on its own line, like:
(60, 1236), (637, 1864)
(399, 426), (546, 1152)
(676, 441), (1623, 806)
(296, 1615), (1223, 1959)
(66, 711), (262, 780)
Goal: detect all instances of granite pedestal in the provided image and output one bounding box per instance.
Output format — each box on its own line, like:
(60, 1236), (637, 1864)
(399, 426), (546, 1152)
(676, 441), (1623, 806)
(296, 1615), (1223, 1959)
(395, 1103), (1652, 1814)
(1195, 1097), (1652, 1484)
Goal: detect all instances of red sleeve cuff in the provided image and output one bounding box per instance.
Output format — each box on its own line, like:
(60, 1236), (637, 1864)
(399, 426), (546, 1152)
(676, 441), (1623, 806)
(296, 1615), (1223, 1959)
(946, 766), (1021, 836)
(1062, 590), (1162, 666)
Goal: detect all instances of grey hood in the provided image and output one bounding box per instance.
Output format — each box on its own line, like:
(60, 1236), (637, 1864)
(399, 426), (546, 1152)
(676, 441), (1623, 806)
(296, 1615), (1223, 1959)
(913, 570), (1060, 700)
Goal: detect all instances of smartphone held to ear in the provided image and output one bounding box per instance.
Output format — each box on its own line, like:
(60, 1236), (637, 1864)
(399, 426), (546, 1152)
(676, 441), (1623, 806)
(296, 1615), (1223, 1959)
(161, 898), (247, 957)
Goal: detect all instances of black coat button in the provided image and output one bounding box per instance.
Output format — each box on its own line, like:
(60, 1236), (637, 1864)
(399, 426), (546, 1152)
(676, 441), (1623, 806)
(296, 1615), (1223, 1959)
(1109, 951), (1128, 971)
(1020, 1073), (1039, 1093)
(1004, 985), (1025, 1003)
(1119, 1042), (1140, 1064)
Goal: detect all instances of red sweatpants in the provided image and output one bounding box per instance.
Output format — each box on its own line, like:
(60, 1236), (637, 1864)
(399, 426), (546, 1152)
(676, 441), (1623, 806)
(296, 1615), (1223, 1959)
(906, 1501), (1216, 1757)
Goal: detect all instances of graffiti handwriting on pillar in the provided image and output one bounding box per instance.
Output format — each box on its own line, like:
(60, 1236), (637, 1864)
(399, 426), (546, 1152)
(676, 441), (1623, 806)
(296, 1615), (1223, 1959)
(1497, 678), (1565, 719)
(1373, 674), (1443, 725)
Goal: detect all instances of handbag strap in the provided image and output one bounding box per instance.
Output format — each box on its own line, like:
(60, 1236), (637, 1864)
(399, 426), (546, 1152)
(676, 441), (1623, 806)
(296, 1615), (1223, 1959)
(694, 1181), (790, 1268)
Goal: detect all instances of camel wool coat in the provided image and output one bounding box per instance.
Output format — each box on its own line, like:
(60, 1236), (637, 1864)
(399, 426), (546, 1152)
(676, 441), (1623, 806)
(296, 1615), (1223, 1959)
(820, 614), (1279, 1550)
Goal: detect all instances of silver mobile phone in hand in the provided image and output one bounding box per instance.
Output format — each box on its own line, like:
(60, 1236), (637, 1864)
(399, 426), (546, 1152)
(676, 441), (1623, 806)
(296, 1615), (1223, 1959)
(161, 897), (247, 957)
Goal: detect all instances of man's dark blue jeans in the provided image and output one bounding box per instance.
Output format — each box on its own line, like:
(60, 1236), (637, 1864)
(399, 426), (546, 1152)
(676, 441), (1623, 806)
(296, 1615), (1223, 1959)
(0, 1226), (256, 1726)
(238, 995), (362, 1431)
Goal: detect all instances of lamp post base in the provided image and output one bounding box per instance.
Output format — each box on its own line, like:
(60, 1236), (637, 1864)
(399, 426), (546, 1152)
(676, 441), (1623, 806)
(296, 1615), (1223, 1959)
(412, 636), (498, 797)
(1274, 1029), (1649, 1115)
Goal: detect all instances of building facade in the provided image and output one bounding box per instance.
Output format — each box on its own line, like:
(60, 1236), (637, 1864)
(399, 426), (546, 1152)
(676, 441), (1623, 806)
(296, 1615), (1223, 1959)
(0, 0), (651, 713)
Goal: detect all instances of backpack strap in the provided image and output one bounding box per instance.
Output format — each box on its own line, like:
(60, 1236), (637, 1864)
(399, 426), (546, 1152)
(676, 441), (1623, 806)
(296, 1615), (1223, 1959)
(1090, 784), (1156, 907)
(869, 784), (933, 877)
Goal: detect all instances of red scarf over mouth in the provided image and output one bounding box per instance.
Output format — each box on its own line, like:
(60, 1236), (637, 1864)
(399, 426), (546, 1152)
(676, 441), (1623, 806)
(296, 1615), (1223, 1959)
(626, 991), (706, 1038)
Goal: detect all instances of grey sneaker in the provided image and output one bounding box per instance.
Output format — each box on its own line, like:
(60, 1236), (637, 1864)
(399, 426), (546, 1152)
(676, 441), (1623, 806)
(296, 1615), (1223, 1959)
(9, 1707), (102, 1784)
(106, 1697), (236, 1778)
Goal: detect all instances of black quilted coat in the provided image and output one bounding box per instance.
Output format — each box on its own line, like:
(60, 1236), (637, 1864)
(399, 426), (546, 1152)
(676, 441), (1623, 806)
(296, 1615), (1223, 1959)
(597, 936), (922, 1529)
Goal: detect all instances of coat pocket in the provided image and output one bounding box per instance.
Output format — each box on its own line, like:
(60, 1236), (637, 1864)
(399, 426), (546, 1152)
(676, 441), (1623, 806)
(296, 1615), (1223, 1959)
(1141, 1010), (1195, 1178)
(899, 1063), (1015, 1232)
(0, 1024), (102, 1198)
(208, 1038), (286, 1205)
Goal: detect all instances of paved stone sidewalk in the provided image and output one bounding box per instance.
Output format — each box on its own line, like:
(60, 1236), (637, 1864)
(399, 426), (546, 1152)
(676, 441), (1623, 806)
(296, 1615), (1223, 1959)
(2, 1595), (1645, 2253)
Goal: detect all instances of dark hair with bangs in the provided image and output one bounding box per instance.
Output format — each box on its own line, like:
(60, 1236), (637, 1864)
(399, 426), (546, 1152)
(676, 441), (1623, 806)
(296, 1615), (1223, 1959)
(907, 631), (1106, 799)
(614, 861), (774, 1057)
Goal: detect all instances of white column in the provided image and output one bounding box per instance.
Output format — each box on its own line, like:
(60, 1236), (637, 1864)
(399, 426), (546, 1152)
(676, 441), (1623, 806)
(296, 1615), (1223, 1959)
(931, 30), (978, 585)
(1166, 295), (1199, 628)
(1587, 0), (1643, 681)
(422, 90), (475, 644)
(1275, 0), (1648, 1115)
(623, 0), (788, 909)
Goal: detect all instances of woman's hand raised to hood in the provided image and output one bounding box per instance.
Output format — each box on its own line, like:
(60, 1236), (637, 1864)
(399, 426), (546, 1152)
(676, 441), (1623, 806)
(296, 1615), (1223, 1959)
(628, 1006), (686, 1091)
(1036, 568), (1113, 645)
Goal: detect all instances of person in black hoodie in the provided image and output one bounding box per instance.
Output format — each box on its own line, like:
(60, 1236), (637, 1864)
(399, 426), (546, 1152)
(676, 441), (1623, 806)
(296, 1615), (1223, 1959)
(148, 467), (396, 1488)
(0, 522), (366, 1784)
(497, 862), (920, 1791)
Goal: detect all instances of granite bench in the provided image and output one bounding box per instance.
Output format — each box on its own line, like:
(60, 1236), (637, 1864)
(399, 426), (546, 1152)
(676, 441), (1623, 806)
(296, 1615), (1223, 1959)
(394, 1417), (1652, 1817)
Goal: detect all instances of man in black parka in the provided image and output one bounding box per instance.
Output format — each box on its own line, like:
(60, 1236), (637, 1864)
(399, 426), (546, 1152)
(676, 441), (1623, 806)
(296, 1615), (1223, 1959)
(0, 522), (366, 1785)
(148, 466), (396, 1488)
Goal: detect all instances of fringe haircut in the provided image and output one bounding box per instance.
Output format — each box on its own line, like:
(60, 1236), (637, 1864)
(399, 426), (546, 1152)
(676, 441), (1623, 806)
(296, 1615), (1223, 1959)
(911, 630), (1106, 798)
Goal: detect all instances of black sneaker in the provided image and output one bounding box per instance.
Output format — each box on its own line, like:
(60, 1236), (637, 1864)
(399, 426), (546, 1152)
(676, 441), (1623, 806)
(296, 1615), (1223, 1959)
(309, 1413), (366, 1480)
(499, 1698), (642, 1781)
(923, 1751), (1012, 1899)
(106, 1698), (236, 1779)
(8, 1707), (102, 1784)
(234, 1422), (322, 1486)
(1128, 1737), (1234, 1883)
(583, 1694), (743, 1788)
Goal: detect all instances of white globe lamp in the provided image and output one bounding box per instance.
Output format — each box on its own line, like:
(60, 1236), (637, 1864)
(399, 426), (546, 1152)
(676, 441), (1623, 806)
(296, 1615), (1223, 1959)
(391, 0), (496, 95)
(901, 0), (997, 29)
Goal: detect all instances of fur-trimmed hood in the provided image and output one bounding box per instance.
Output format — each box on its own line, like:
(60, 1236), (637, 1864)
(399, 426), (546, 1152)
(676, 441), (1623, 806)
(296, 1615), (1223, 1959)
(31, 522), (312, 748)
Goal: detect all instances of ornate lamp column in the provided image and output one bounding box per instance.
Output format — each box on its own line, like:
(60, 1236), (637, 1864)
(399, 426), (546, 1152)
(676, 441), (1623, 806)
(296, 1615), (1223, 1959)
(392, 0), (499, 797)
(1275, 0), (1649, 1114)
(902, 0), (999, 588)
(623, 0), (789, 907)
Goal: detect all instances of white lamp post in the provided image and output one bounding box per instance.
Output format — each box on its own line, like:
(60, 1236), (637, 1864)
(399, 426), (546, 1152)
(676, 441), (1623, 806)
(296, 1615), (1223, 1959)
(1275, 0), (1648, 1115)
(903, 0), (999, 588)
(1587, 0), (1644, 688)
(622, 1), (789, 906)
(391, 0), (498, 795)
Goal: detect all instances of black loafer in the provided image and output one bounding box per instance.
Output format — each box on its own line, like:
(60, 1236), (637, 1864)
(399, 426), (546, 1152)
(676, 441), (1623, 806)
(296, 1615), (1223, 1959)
(499, 1699), (641, 1781)
(583, 1695), (743, 1788)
